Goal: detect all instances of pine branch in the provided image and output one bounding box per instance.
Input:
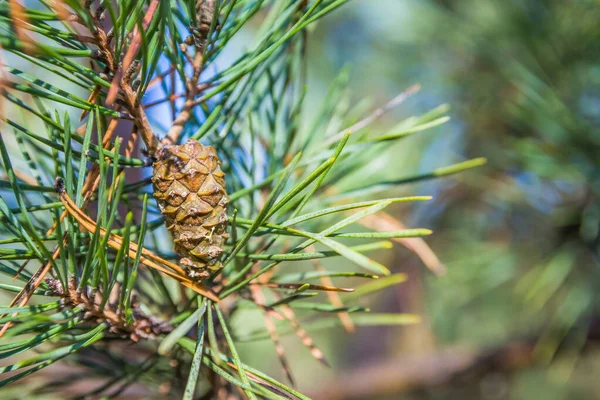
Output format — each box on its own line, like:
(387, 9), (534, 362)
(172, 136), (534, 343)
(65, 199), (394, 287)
(45, 276), (172, 341)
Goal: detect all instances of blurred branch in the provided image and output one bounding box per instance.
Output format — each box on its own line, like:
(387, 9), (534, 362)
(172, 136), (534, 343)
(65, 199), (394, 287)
(308, 341), (536, 399)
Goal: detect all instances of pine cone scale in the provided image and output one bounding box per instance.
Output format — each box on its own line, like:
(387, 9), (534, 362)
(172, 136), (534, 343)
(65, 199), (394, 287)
(152, 140), (229, 280)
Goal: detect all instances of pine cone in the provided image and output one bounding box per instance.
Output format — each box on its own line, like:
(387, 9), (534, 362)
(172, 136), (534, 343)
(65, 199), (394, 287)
(191, 0), (216, 48)
(152, 140), (229, 281)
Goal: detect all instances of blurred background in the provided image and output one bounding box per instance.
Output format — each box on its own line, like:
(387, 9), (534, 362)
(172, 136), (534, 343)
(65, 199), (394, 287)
(269, 0), (600, 399)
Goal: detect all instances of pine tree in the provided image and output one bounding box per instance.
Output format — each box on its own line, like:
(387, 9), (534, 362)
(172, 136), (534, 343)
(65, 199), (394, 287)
(0, 1), (482, 398)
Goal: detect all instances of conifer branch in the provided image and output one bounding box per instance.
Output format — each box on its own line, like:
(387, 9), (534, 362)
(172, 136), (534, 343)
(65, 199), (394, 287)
(46, 276), (172, 341)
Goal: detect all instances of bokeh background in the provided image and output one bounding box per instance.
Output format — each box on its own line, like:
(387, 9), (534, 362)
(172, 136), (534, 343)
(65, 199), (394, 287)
(255, 1), (600, 399)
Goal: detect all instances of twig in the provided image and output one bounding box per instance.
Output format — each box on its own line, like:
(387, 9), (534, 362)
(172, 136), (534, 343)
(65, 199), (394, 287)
(162, 1), (216, 145)
(45, 277), (172, 341)
(89, 1), (159, 154)
(120, 80), (159, 153)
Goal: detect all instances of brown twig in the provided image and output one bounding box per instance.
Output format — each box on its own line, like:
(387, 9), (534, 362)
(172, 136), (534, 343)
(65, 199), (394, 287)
(89, 1), (159, 154)
(96, 0), (159, 154)
(162, 52), (204, 145)
(120, 79), (159, 153)
(143, 83), (214, 110)
(45, 277), (172, 341)
(162, 1), (217, 145)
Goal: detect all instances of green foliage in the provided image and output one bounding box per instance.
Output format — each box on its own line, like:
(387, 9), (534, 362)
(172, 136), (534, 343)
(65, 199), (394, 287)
(421, 0), (600, 356)
(0, 0), (479, 398)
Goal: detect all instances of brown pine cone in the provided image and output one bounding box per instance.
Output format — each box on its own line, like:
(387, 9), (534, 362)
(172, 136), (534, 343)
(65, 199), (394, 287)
(192, 0), (216, 48)
(152, 140), (229, 281)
